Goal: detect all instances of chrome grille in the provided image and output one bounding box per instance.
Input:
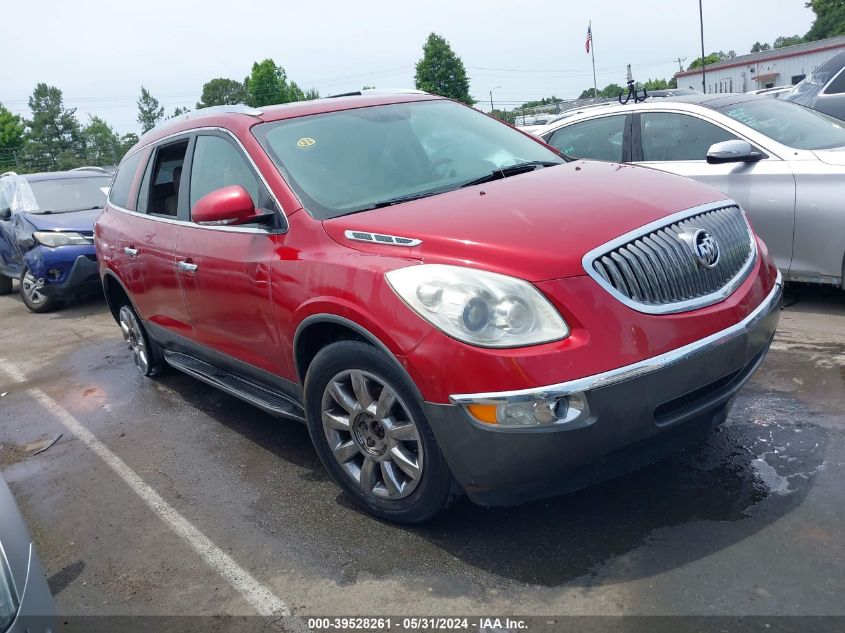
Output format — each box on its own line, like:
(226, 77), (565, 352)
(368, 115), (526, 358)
(585, 203), (756, 314)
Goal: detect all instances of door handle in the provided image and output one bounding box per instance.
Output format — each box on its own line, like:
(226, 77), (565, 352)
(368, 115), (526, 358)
(177, 260), (198, 273)
(123, 247), (139, 257)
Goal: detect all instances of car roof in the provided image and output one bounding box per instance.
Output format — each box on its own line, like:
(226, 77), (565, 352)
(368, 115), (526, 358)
(134, 92), (444, 153)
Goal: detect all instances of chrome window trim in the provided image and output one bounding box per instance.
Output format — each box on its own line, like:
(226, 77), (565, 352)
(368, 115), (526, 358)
(450, 270), (782, 406)
(581, 200), (758, 315)
(109, 126), (289, 233)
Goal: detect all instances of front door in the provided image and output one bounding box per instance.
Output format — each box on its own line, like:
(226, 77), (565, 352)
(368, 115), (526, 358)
(632, 111), (796, 273)
(175, 132), (286, 377)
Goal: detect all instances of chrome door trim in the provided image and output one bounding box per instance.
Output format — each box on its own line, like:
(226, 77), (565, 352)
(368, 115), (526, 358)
(581, 200), (758, 315)
(450, 271), (782, 405)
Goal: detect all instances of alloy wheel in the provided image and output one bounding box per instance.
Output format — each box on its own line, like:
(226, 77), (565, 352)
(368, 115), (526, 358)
(119, 305), (150, 375)
(21, 271), (47, 307)
(321, 369), (424, 500)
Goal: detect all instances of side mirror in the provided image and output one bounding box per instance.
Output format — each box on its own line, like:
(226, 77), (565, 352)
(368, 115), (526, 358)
(0, 207), (10, 221)
(706, 140), (767, 164)
(191, 185), (271, 226)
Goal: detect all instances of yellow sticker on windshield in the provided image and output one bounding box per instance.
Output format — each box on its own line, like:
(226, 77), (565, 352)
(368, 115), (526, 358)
(297, 137), (316, 148)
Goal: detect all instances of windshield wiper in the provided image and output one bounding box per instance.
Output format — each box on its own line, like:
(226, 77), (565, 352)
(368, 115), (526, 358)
(336, 190), (449, 217)
(459, 161), (562, 188)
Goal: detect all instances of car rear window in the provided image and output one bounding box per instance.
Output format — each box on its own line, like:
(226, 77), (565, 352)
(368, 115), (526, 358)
(109, 150), (144, 209)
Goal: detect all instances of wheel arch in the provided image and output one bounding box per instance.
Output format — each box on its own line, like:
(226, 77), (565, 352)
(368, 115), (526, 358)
(293, 314), (425, 403)
(101, 271), (135, 324)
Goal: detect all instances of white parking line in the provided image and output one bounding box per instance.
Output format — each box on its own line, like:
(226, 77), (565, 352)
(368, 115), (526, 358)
(0, 358), (294, 619)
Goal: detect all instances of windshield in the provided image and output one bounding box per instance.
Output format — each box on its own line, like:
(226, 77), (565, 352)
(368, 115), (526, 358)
(253, 99), (563, 219)
(27, 176), (111, 214)
(785, 53), (845, 106)
(717, 99), (845, 150)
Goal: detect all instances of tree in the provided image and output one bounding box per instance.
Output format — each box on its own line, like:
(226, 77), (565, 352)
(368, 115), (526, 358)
(137, 86), (164, 134)
(119, 133), (139, 156)
(244, 59), (312, 107)
(751, 41), (772, 52)
(196, 78), (246, 109)
(414, 33), (473, 105)
(82, 116), (120, 165)
(169, 107), (189, 119)
(22, 83), (84, 171)
(643, 78), (670, 91)
(773, 34), (805, 48)
(490, 109), (515, 124)
(600, 83), (625, 98)
(304, 88), (320, 100)
(687, 51), (731, 70)
(806, 0), (845, 40)
(0, 103), (25, 170)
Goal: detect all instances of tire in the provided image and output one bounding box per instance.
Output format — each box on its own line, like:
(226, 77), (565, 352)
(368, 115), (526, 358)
(19, 266), (61, 313)
(0, 274), (11, 295)
(117, 302), (163, 377)
(304, 340), (462, 523)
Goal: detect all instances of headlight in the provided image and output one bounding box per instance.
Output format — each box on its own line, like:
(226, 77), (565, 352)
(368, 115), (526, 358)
(386, 264), (569, 347)
(0, 553), (18, 633)
(33, 231), (90, 247)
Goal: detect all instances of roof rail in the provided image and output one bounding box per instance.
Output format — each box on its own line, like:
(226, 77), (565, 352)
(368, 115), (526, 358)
(327, 88), (428, 98)
(70, 166), (110, 173)
(149, 104), (263, 133)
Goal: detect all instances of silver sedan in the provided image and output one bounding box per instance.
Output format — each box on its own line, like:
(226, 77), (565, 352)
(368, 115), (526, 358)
(532, 94), (845, 287)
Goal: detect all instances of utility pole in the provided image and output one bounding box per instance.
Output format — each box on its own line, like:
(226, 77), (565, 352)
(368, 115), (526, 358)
(489, 85), (500, 114)
(699, 0), (707, 93)
(675, 57), (688, 73)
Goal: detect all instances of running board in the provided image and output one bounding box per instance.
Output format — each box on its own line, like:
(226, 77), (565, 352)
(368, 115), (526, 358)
(163, 351), (305, 422)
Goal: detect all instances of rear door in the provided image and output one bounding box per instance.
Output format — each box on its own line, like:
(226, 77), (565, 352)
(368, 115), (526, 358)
(124, 136), (194, 338)
(175, 131), (287, 377)
(631, 111), (796, 274)
(543, 114), (632, 163)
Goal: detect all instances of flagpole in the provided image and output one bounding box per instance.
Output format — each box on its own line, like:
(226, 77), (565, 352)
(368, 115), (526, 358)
(590, 21), (598, 98)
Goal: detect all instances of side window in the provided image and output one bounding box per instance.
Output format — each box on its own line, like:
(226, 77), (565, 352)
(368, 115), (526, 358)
(640, 113), (738, 162)
(189, 135), (272, 216)
(546, 116), (627, 162)
(109, 150), (144, 210)
(824, 68), (845, 95)
(141, 140), (189, 217)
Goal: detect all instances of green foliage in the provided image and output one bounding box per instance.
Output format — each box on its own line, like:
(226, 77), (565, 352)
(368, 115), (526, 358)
(119, 133), (139, 156)
(244, 59), (309, 107)
(170, 107), (189, 119)
(600, 83), (625, 98)
(196, 78), (247, 109)
(304, 88), (321, 100)
(773, 34), (805, 48)
(751, 41), (772, 52)
(578, 89), (597, 99)
(687, 51), (734, 70)
(414, 33), (474, 105)
(643, 78), (670, 91)
(0, 103), (25, 170)
(82, 116), (121, 165)
(490, 109), (515, 124)
(22, 83), (84, 171)
(519, 96), (563, 109)
(361, 85), (376, 90)
(137, 86), (164, 134)
(806, 0), (845, 39)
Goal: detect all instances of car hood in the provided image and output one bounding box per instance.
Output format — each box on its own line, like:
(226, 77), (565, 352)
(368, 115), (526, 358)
(322, 161), (728, 281)
(812, 147), (845, 166)
(22, 207), (102, 232)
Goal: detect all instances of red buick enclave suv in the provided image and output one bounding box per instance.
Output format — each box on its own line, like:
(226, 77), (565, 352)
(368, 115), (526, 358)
(95, 92), (782, 522)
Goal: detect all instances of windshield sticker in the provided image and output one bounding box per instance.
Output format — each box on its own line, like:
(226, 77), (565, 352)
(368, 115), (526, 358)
(297, 137), (316, 148)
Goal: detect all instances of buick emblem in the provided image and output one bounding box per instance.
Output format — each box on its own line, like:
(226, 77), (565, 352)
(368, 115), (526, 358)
(679, 229), (720, 269)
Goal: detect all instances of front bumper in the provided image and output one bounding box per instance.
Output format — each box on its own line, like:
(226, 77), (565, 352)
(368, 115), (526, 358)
(37, 253), (101, 299)
(423, 274), (783, 507)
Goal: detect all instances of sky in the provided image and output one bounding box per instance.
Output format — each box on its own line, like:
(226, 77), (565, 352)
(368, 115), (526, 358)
(1, 0), (816, 135)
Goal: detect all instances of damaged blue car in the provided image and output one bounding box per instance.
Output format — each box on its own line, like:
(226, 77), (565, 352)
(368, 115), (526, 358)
(0, 168), (111, 312)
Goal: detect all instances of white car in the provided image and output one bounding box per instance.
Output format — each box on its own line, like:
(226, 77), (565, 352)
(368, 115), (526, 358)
(531, 93), (845, 287)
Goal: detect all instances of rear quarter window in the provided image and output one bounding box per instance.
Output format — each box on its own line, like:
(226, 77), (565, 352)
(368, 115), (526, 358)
(109, 151), (144, 210)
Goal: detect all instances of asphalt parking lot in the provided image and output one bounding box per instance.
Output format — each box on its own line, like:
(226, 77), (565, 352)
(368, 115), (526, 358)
(1, 282), (844, 624)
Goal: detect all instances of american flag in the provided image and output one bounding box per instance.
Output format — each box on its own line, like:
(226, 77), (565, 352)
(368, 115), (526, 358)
(586, 24), (593, 53)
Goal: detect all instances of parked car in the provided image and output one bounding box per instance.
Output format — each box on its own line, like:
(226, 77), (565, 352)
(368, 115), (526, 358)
(0, 473), (57, 633)
(532, 93), (845, 287)
(783, 50), (845, 120)
(0, 169), (110, 312)
(747, 85), (794, 99)
(96, 96), (781, 523)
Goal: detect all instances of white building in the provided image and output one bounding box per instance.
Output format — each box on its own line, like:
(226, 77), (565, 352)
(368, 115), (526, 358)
(676, 35), (845, 93)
